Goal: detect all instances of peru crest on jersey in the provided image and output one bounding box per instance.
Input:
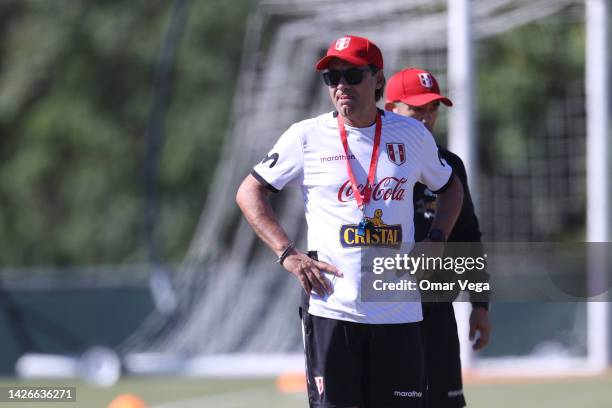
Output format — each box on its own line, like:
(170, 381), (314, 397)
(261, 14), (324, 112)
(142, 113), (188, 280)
(386, 142), (406, 165)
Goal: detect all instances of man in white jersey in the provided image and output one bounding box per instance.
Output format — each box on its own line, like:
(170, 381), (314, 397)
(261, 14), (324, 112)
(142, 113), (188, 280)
(236, 35), (464, 408)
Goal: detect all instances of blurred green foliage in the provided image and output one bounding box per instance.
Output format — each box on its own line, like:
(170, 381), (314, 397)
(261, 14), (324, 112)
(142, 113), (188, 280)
(477, 11), (585, 173)
(0, 2), (588, 266)
(476, 10), (587, 239)
(0, 0), (250, 266)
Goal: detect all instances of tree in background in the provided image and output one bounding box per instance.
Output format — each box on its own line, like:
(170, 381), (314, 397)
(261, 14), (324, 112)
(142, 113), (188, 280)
(0, 0), (250, 266)
(477, 8), (586, 240)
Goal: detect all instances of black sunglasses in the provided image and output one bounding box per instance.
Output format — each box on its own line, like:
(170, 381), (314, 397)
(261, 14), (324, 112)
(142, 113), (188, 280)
(322, 66), (375, 86)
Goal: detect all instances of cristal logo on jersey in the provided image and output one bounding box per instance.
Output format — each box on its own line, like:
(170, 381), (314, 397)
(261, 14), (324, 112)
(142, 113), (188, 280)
(418, 73), (434, 88)
(338, 177), (407, 203)
(340, 209), (402, 248)
(386, 143), (406, 165)
(335, 37), (351, 51)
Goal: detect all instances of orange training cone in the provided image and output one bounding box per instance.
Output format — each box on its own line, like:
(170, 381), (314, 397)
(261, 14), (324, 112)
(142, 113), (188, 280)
(107, 394), (148, 408)
(276, 371), (307, 393)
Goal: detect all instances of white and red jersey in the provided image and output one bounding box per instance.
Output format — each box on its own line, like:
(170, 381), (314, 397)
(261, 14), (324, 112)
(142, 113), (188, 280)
(252, 110), (452, 324)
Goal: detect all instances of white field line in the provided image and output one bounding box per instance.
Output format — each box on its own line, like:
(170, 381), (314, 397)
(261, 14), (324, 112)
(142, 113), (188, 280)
(150, 386), (276, 408)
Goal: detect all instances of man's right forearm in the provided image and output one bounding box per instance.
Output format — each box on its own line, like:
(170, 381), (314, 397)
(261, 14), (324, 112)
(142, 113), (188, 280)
(236, 174), (340, 296)
(236, 174), (292, 256)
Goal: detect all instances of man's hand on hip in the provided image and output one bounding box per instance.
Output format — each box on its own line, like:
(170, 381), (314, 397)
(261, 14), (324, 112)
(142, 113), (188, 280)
(283, 249), (343, 297)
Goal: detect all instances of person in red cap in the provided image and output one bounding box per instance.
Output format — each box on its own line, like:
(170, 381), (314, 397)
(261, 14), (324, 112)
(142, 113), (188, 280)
(384, 67), (452, 133)
(386, 67), (491, 408)
(237, 37), (464, 408)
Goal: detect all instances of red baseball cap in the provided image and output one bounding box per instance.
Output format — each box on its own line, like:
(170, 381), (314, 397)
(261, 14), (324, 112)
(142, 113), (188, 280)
(315, 35), (383, 70)
(385, 68), (452, 107)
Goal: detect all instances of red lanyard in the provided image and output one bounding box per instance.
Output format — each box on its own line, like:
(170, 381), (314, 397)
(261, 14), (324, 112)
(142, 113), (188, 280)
(337, 111), (382, 211)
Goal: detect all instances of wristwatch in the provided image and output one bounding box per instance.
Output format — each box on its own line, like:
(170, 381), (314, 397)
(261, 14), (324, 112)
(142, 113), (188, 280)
(427, 228), (446, 242)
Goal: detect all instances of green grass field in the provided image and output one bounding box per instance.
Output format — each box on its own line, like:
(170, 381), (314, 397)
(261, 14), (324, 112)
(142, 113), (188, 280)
(1, 374), (611, 408)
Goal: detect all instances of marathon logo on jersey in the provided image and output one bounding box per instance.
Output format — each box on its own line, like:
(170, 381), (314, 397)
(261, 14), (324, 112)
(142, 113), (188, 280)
(320, 153), (356, 163)
(338, 177), (408, 203)
(394, 390), (423, 398)
(386, 143), (406, 165)
(314, 377), (324, 395)
(418, 72), (434, 88)
(261, 152), (279, 168)
(340, 209), (402, 248)
(335, 37), (351, 51)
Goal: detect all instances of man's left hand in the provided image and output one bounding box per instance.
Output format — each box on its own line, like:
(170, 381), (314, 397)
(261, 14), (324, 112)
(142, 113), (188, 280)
(469, 307), (491, 351)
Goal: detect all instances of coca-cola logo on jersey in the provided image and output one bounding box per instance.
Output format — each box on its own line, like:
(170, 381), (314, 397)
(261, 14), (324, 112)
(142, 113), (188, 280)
(337, 177), (408, 202)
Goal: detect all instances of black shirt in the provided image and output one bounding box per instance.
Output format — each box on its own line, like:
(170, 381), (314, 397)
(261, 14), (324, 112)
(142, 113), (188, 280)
(413, 146), (489, 307)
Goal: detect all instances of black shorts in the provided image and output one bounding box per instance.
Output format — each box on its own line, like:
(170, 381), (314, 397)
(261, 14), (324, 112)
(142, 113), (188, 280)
(301, 308), (424, 408)
(420, 303), (466, 408)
